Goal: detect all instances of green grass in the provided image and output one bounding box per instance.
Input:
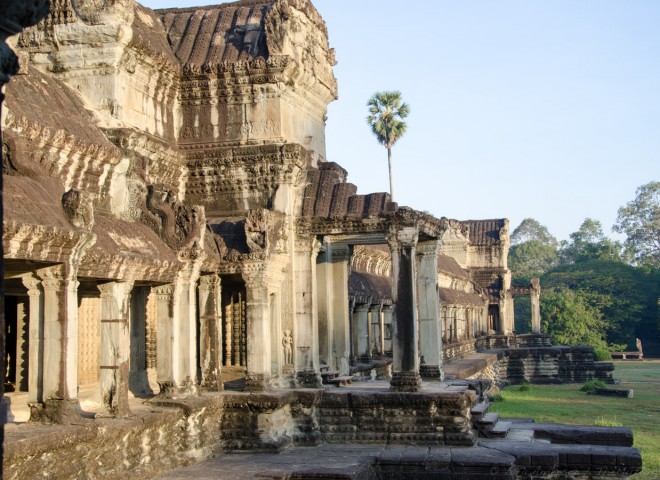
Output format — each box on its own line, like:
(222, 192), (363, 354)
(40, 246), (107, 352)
(489, 361), (660, 479)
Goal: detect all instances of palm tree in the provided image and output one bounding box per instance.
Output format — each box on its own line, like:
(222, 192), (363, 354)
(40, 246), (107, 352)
(366, 91), (410, 202)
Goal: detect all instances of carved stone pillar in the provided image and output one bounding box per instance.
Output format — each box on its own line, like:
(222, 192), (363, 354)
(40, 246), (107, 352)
(317, 249), (331, 367)
(416, 240), (443, 380)
(129, 286), (151, 396)
(294, 236), (322, 387)
(354, 304), (371, 363)
(172, 267), (200, 394)
(153, 285), (174, 394)
(329, 243), (351, 374)
(370, 304), (383, 357)
(242, 270), (271, 391)
(388, 227), (422, 392)
(33, 266), (81, 422)
(382, 304), (393, 355)
(22, 274), (43, 406)
(530, 278), (541, 334)
(198, 274), (223, 391)
(97, 281), (133, 417)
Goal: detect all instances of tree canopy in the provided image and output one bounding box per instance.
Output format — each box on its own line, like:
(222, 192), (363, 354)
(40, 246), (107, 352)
(508, 205), (659, 351)
(613, 181), (660, 269)
(366, 91), (409, 201)
(558, 218), (622, 264)
(540, 287), (612, 350)
(541, 260), (657, 349)
(511, 217), (558, 247)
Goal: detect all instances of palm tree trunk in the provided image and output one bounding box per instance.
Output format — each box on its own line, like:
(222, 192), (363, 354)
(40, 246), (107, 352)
(387, 147), (394, 201)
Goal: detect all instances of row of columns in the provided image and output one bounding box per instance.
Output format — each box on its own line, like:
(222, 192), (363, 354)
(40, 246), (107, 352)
(19, 264), (227, 421)
(351, 302), (393, 363)
(316, 232), (445, 391)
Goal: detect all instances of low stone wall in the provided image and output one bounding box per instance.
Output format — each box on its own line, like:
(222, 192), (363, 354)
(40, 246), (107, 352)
(442, 338), (477, 361)
(5, 388), (478, 479)
(317, 390), (476, 446)
(493, 346), (615, 385)
(5, 397), (225, 480)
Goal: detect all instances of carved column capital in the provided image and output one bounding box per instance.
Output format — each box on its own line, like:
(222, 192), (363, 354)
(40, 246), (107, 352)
(153, 284), (175, 298)
(242, 271), (268, 290)
(354, 303), (370, 313)
(328, 242), (352, 262)
(387, 226), (419, 252)
(294, 234), (322, 255)
(198, 274), (220, 288)
(416, 240), (440, 257)
(22, 273), (41, 294)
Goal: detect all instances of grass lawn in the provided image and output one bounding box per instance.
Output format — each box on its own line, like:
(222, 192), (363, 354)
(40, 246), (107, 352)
(489, 360), (660, 479)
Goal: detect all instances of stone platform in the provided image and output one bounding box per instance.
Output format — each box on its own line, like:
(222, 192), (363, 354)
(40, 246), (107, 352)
(3, 381), (642, 479)
(155, 425), (641, 480)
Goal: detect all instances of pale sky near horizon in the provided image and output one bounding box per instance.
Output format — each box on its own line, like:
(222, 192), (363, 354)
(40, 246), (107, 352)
(141, 0), (660, 241)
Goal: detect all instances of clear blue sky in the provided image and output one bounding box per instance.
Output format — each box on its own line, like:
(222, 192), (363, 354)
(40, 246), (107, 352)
(141, 0), (660, 241)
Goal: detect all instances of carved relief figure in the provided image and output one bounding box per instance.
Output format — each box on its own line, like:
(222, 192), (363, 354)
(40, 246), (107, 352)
(145, 184), (203, 251)
(62, 188), (95, 231)
(245, 208), (269, 253)
(282, 330), (293, 365)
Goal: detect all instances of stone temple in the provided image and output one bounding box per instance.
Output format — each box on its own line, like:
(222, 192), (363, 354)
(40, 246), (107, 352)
(0, 0), (641, 478)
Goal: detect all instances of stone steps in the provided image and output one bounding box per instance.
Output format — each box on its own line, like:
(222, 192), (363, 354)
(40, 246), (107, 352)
(320, 370), (341, 384)
(471, 401), (512, 439)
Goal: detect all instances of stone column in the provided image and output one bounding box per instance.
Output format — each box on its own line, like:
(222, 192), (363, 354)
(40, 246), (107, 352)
(129, 286), (152, 397)
(97, 281), (133, 417)
(198, 274), (223, 391)
(370, 304), (383, 357)
(382, 304), (393, 355)
(416, 240), (443, 380)
(34, 266), (81, 422)
(530, 278), (541, 334)
(329, 243), (351, 374)
(242, 270), (271, 391)
(172, 269), (198, 393)
(22, 274), (43, 406)
(153, 285), (174, 394)
(354, 304), (371, 363)
(294, 237), (322, 387)
(388, 227), (422, 392)
(316, 249), (331, 367)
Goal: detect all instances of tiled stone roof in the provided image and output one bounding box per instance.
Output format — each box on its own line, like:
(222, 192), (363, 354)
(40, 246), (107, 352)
(461, 219), (507, 246)
(438, 254), (470, 279)
(349, 271), (392, 304)
(158, 2), (272, 67)
(301, 162), (391, 219)
(439, 288), (487, 306)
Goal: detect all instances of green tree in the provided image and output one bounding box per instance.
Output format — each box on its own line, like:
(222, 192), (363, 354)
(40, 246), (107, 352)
(366, 91), (409, 201)
(542, 260), (657, 349)
(511, 218), (558, 247)
(559, 218), (622, 264)
(540, 287), (611, 350)
(509, 219), (559, 283)
(613, 181), (660, 268)
(510, 240), (559, 282)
